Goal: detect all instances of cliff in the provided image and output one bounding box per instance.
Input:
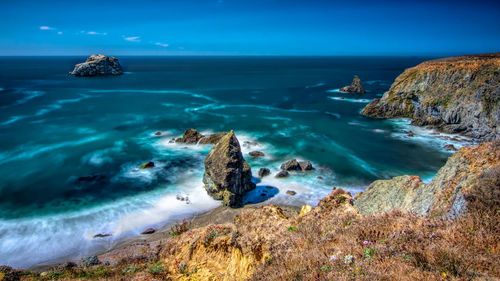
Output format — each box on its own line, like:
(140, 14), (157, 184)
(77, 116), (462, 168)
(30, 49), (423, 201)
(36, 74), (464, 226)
(362, 53), (500, 142)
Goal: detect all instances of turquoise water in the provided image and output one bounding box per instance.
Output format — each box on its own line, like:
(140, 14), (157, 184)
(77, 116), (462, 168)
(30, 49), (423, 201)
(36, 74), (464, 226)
(0, 56), (462, 268)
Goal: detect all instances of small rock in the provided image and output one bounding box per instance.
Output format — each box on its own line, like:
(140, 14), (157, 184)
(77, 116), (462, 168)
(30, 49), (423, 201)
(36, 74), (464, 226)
(154, 131), (162, 136)
(443, 144), (458, 151)
(280, 159), (301, 171)
(84, 256), (101, 267)
(407, 132), (415, 137)
(198, 132), (228, 144)
(176, 129), (204, 144)
(249, 151), (265, 157)
(298, 160), (313, 171)
(140, 161), (155, 169)
(339, 75), (365, 94)
(275, 170), (289, 178)
(93, 233), (111, 238)
(317, 176), (324, 180)
(258, 168), (271, 178)
(286, 190), (297, 196)
(141, 228), (156, 235)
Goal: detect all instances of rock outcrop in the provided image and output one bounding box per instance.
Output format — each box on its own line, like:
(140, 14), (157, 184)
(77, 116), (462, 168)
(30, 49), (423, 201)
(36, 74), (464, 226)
(176, 129), (227, 145)
(203, 130), (256, 207)
(355, 140), (500, 217)
(281, 159), (313, 171)
(340, 75), (365, 93)
(70, 54), (123, 76)
(362, 53), (500, 142)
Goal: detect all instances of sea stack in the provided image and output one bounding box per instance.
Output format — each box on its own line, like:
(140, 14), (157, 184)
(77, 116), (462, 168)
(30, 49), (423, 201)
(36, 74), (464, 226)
(340, 75), (365, 93)
(203, 130), (256, 207)
(361, 53), (500, 142)
(70, 54), (123, 76)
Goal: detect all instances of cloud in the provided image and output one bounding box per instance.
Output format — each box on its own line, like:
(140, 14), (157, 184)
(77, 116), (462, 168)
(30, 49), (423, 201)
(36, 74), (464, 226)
(124, 36), (141, 42)
(155, 42), (169, 47)
(40, 26), (55, 30)
(57, 31), (63, 35)
(85, 31), (107, 36)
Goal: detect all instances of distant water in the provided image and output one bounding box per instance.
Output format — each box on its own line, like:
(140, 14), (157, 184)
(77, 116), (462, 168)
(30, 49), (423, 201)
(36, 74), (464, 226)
(0, 56), (469, 268)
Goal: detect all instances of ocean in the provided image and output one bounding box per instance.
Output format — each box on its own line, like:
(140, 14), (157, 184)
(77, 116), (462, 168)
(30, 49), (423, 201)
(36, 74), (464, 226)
(0, 56), (470, 268)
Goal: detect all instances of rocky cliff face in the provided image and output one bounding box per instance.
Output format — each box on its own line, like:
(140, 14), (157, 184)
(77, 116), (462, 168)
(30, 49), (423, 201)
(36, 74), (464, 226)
(362, 53), (500, 142)
(70, 54), (123, 76)
(203, 131), (255, 207)
(355, 140), (500, 217)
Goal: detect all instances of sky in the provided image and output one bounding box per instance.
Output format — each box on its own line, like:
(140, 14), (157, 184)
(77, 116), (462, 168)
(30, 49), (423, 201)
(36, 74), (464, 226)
(0, 0), (499, 56)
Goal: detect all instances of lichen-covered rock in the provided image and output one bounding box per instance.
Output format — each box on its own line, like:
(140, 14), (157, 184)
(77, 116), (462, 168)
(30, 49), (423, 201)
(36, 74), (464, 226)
(70, 54), (123, 76)
(203, 130), (256, 207)
(280, 159), (301, 171)
(340, 75), (365, 93)
(355, 140), (500, 217)
(198, 132), (228, 144)
(361, 53), (500, 142)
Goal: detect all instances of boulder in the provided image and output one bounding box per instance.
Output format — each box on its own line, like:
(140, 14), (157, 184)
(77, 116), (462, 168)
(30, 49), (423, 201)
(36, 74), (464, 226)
(249, 151), (265, 157)
(275, 170), (289, 178)
(176, 129), (204, 144)
(286, 190), (297, 196)
(154, 131), (162, 136)
(258, 168), (271, 178)
(280, 159), (301, 171)
(203, 130), (256, 207)
(444, 144), (458, 151)
(70, 54), (123, 76)
(140, 161), (155, 169)
(298, 160), (313, 171)
(340, 75), (365, 94)
(199, 132), (228, 144)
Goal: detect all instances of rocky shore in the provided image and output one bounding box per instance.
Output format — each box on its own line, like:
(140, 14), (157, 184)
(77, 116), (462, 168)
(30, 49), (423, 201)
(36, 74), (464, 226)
(362, 53), (500, 142)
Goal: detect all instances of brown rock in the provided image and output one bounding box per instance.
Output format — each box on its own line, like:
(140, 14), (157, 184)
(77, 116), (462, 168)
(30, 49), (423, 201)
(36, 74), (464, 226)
(140, 161), (155, 169)
(339, 75), (365, 94)
(141, 228), (156, 235)
(198, 132), (228, 144)
(249, 151), (265, 157)
(275, 170), (289, 178)
(258, 168), (271, 178)
(286, 190), (297, 196)
(280, 159), (301, 171)
(176, 129), (204, 144)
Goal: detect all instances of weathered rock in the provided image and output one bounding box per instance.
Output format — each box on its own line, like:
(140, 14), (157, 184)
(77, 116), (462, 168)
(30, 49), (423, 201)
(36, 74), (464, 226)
(355, 141), (500, 217)
(84, 256), (101, 267)
(154, 131), (162, 136)
(70, 54), (123, 76)
(93, 233), (111, 238)
(275, 170), (289, 178)
(141, 228), (156, 235)
(258, 168), (271, 178)
(140, 161), (155, 169)
(444, 144), (458, 151)
(340, 75), (365, 94)
(203, 130), (256, 207)
(176, 129), (204, 144)
(361, 53), (500, 142)
(198, 132), (228, 145)
(298, 160), (313, 171)
(286, 190), (297, 196)
(249, 151), (265, 157)
(280, 159), (301, 171)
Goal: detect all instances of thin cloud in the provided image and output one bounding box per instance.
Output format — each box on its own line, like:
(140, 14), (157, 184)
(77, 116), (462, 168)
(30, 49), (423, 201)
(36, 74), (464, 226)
(39, 26), (55, 30)
(57, 31), (63, 35)
(155, 42), (168, 47)
(85, 31), (107, 36)
(123, 36), (141, 42)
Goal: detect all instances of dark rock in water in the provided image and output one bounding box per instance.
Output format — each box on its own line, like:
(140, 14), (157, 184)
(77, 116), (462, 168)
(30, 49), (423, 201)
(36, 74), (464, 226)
(444, 144), (458, 151)
(249, 151), (265, 157)
(317, 176), (324, 180)
(299, 160), (313, 171)
(275, 170), (289, 178)
(77, 175), (106, 182)
(340, 75), (365, 94)
(407, 132), (415, 137)
(93, 233), (111, 238)
(176, 194), (191, 204)
(70, 54), (123, 76)
(281, 159), (301, 171)
(176, 129), (204, 144)
(154, 131), (162, 136)
(140, 161), (155, 169)
(199, 132), (228, 145)
(141, 228), (156, 235)
(84, 256), (101, 267)
(203, 130), (256, 208)
(286, 190), (297, 196)
(258, 168), (271, 178)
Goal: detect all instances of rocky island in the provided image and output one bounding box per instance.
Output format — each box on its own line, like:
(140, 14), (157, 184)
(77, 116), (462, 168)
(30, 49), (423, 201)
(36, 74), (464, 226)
(69, 54), (123, 77)
(339, 75), (366, 93)
(362, 53), (500, 141)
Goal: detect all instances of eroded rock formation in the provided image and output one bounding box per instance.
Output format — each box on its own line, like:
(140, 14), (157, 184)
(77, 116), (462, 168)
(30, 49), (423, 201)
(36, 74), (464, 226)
(70, 54), (123, 76)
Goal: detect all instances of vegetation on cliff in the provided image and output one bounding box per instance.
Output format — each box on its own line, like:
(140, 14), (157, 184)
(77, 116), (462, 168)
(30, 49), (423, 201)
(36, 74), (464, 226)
(362, 53), (500, 142)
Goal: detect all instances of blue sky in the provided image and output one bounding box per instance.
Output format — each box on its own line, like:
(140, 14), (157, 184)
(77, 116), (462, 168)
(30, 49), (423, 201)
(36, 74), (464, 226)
(1, 0), (499, 56)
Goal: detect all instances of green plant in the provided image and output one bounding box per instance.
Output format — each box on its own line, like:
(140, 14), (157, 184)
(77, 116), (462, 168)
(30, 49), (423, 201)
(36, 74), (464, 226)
(320, 265), (331, 271)
(365, 247), (377, 259)
(148, 262), (167, 276)
(287, 226), (296, 231)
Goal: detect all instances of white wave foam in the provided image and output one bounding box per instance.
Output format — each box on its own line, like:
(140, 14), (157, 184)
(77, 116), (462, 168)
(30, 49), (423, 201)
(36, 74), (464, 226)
(305, 82), (326, 88)
(81, 141), (125, 167)
(89, 89), (217, 103)
(35, 94), (91, 117)
(328, 96), (371, 103)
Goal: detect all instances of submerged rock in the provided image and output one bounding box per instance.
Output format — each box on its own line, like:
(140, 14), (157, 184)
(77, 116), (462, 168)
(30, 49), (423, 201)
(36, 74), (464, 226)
(203, 130), (256, 207)
(258, 168), (271, 178)
(70, 54), (123, 76)
(249, 151), (265, 157)
(340, 75), (365, 94)
(140, 161), (155, 169)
